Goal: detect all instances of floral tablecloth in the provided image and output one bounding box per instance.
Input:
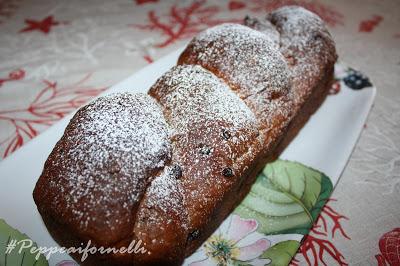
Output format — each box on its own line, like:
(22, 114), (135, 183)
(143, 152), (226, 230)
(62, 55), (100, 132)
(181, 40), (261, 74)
(0, 0), (399, 265)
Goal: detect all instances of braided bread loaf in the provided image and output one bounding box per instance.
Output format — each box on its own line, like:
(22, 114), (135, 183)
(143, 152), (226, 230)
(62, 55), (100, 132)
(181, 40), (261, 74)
(33, 6), (336, 265)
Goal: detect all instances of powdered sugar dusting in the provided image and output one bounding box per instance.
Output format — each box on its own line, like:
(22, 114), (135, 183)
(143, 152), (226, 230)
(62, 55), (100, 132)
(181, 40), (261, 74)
(179, 23), (295, 144)
(270, 5), (333, 59)
(146, 166), (183, 213)
(35, 6), (337, 254)
(46, 92), (171, 232)
(149, 65), (262, 231)
(268, 6), (337, 101)
(182, 23), (290, 100)
(151, 65), (258, 135)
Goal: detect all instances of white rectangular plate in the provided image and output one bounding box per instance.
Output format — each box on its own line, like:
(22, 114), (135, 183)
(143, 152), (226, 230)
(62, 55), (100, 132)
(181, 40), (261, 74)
(0, 48), (376, 265)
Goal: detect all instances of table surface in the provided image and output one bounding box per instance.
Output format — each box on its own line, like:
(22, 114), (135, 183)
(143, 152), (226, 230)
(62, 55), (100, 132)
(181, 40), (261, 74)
(0, 0), (399, 265)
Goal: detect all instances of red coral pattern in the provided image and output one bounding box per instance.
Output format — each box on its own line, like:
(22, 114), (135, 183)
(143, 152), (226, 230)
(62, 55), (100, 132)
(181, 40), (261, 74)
(0, 73), (107, 158)
(228, 0), (246, 11)
(143, 55), (153, 63)
(249, 0), (343, 27)
(135, 0), (158, 5)
(376, 228), (400, 266)
(291, 199), (350, 266)
(0, 69), (25, 87)
(132, 0), (241, 48)
(359, 15), (383, 33)
(2, 1), (394, 265)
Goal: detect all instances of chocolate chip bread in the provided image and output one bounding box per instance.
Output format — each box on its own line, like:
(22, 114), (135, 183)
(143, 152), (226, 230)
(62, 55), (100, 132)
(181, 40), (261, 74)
(33, 6), (337, 266)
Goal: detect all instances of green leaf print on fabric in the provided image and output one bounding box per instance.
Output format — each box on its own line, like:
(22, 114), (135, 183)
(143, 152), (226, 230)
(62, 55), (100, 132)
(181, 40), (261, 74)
(234, 160), (333, 235)
(261, 240), (301, 266)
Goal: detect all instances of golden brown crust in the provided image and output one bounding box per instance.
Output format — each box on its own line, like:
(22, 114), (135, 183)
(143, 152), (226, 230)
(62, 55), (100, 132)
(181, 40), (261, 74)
(33, 6), (336, 265)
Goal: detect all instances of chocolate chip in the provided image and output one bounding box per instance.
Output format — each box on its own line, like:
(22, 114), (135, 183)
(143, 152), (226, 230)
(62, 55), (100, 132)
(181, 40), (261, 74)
(109, 162), (121, 174)
(200, 146), (212, 155)
(270, 90), (284, 100)
(171, 165), (182, 179)
(222, 129), (231, 140)
(187, 230), (200, 242)
(313, 33), (323, 41)
(222, 167), (234, 177)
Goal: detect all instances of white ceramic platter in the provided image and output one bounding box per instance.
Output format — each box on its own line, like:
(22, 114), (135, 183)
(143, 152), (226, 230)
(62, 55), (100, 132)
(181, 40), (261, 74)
(0, 48), (376, 265)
